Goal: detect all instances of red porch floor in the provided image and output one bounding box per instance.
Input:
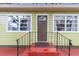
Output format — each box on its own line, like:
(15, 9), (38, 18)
(0, 47), (79, 56)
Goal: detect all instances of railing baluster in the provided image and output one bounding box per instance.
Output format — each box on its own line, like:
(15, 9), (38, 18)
(27, 33), (29, 47)
(69, 39), (72, 56)
(63, 36), (65, 51)
(55, 32), (56, 46)
(29, 32), (31, 52)
(24, 34), (26, 47)
(32, 32), (33, 43)
(51, 32), (52, 47)
(56, 32), (58, 51)
(64, 37), (65, 51)
(35, 32), (36, 43)
(16, 39), (19, 56)
(59, 33), (60, 48)
(21, 38), (23, 54)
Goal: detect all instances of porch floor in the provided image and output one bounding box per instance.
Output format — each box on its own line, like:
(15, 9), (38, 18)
(0, 47), (79, 56)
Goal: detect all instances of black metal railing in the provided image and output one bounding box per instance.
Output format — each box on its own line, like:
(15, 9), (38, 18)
(16, 33), (29, 56)
(16, 32), (72, 56)
(16, 32), (36, 56)
(56, 32), (72, 56)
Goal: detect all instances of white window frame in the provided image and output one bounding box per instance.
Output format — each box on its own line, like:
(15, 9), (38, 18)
(53, 14), (79, 33)
(6, 14), (32, 32)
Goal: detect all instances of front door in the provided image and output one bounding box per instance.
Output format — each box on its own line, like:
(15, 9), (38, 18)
(37, 14), (47, 42)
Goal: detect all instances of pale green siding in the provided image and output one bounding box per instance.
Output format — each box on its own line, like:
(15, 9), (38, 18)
(0, 12), (28, 45)
(0, 12), (79, 46)
(52, 12), (79, 46)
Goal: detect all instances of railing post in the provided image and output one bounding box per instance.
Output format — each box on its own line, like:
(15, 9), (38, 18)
(56, 31), (58, 52)
(29, 32), (31, 52)
(69, 39), (72, 56)
(16, 40), (19, 56)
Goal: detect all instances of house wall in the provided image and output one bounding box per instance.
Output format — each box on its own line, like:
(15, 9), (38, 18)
(53, 12), (79, 46)
(0, 12), (79, 46)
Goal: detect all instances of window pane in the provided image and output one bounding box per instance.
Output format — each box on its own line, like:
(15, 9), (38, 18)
(20, 16), (31, 31)
(54, 20), (65, 31)
(54, 16), (65, 20)
(57, 26), (65, 31)
(8, 15), (19, 31)
(66, 16), (77, 20)
(66, 16), (77, 31)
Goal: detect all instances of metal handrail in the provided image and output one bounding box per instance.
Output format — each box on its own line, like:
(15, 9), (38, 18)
(56, 32), (72, 56)
(16, 32), (72, 56)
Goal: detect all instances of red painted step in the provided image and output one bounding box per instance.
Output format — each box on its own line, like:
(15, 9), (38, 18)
(27, 47), (61, 56)
(26, 42), (61, 56)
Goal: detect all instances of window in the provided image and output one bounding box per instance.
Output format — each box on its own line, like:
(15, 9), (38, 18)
(54, 14), (78, 32)
(7, 14), (32, 32)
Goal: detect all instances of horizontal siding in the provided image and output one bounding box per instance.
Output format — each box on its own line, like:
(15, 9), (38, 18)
(52, 12), (79, 46)
(0, 12), (79, 46)
(0, 12), (28, 45)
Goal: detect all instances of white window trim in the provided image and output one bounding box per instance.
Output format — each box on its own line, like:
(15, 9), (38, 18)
(53, 14), (79, 33)
(6, 14), (32, 32)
